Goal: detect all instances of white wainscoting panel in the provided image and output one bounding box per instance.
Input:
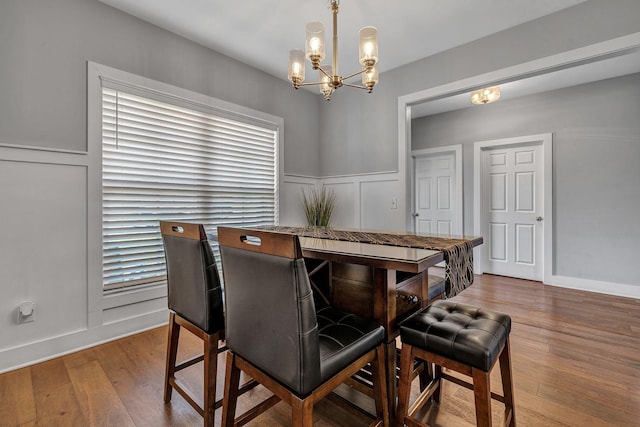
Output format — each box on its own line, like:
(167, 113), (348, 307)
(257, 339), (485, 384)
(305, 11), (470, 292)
(0, 158), (88, 352)
(324, 182), (356, 228)
(0, 144), (169, 373)
(280, 177), (316, 226)
(360, 179), (402, 231)
(283, 173), (401, 231)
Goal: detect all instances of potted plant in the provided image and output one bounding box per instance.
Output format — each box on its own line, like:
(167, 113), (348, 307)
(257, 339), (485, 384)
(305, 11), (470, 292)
(301, 186), (336, 227)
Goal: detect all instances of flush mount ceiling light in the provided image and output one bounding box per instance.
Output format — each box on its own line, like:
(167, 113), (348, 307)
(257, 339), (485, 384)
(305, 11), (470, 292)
(471, 86), (501, 105)
(288, 0), (379, 101)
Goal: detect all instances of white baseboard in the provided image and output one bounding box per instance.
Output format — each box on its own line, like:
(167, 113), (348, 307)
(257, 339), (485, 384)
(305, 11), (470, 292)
(547, 275), (640, 300)
(0, 309), (168, 374)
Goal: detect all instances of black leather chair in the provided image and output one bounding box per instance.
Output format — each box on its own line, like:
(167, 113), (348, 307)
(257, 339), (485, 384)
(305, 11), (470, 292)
(160, 221), (265, 426)
(218, 227), (390, 426)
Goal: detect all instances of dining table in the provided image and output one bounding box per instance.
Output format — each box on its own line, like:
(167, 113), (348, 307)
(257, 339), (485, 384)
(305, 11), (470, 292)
(262, 226), (484, 416)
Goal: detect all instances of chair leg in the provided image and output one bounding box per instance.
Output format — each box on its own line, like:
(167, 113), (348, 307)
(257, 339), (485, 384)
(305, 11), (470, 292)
(395, 344), (415, 427)
(164, 311), (180, 403)
(203, 332), (219, 427)
(371, 345), (390, 426)
(432, 364), (442, 403)
(221, 351), (241, 427)
(291, 396), (314, 427)
(472, 368), (492, 427)
(499, 338), (516, 427)
(418, 358), (430, 392)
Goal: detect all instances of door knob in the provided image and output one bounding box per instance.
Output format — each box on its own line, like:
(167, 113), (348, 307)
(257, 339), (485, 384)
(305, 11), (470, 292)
(536, 216), (543, 222)
(412, 213), (419, 217)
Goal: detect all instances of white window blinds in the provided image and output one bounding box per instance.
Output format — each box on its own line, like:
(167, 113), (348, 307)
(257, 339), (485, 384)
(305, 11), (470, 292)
(101, 87), (278, 290)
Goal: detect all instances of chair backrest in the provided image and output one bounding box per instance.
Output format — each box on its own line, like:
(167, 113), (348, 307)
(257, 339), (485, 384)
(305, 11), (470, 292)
(160, 221), (224, 334)
(218, 227), (321, 395)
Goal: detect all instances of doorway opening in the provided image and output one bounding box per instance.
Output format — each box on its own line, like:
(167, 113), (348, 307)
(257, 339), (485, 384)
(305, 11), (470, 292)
(473, 134), (553, 282)
(411, 145), (463, 236)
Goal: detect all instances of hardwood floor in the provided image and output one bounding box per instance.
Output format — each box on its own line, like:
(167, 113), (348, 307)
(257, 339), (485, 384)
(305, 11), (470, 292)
(2, 272), (639, 426)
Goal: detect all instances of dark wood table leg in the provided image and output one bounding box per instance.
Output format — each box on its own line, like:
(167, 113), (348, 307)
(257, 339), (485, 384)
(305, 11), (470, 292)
(373, 267), (398, 419)
(384, 340), (398, 419)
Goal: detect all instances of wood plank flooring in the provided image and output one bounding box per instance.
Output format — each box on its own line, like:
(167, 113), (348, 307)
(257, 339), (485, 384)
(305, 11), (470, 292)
(1, 272), (639, 426)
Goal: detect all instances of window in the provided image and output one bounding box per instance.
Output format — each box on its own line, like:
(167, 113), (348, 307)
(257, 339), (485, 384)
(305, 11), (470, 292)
(101, 86), (279, 291)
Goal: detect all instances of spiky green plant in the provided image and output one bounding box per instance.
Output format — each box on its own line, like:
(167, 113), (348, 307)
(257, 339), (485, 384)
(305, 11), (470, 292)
(301, 186), (336, 227)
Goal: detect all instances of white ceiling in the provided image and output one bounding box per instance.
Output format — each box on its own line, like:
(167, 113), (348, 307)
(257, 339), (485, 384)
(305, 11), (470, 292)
(411, 48), (640, 117)
(99, 0), (589, 81)
(98, 0), (640, 115)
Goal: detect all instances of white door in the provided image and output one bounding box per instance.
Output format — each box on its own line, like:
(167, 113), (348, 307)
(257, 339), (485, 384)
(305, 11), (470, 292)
(481, 143), (544, 280)
(414, 152), (457, 236)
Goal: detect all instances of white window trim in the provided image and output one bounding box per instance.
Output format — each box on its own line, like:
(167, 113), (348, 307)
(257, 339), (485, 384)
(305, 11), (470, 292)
(87, 61), (284, 327)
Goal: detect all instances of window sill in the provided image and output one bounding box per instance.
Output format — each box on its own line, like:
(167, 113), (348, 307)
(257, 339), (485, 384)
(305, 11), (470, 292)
(102, 281), (167, 310)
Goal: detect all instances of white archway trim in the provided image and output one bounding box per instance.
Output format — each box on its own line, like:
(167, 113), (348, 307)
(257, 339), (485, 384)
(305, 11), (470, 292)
(398, 32), (640, 230)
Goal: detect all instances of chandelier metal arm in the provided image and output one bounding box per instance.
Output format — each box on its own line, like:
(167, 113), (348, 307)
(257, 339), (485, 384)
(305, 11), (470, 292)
(342, 68), (369, 81)
(295, 80), (329, 87)
(342, 82), (369, 90)
(317, 65), (332, 79)
(295, 79), (367, 89)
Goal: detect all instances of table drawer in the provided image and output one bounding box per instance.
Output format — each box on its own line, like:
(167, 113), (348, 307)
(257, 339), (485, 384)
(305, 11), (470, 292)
(396, 273), (423, 321)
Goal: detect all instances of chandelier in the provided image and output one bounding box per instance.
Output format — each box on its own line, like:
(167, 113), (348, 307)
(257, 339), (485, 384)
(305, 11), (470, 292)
(288, 0), (379, 100)
(471, 86), (501, 105)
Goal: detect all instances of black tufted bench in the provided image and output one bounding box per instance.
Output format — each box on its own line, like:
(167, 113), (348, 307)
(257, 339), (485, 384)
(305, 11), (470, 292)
(395, 300), (516, 427)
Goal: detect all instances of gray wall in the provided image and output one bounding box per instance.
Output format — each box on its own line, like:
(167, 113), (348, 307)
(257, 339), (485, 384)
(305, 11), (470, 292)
(0, 0), (321, 176)
(412, 73), (640, 285)
(0, 0), (323, 372)
(319, 0), (640, 176)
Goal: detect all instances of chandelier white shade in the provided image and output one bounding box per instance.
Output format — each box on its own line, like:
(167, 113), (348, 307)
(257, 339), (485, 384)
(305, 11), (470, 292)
(471, 86), (501, 105)
(288, 0), (379, 100)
